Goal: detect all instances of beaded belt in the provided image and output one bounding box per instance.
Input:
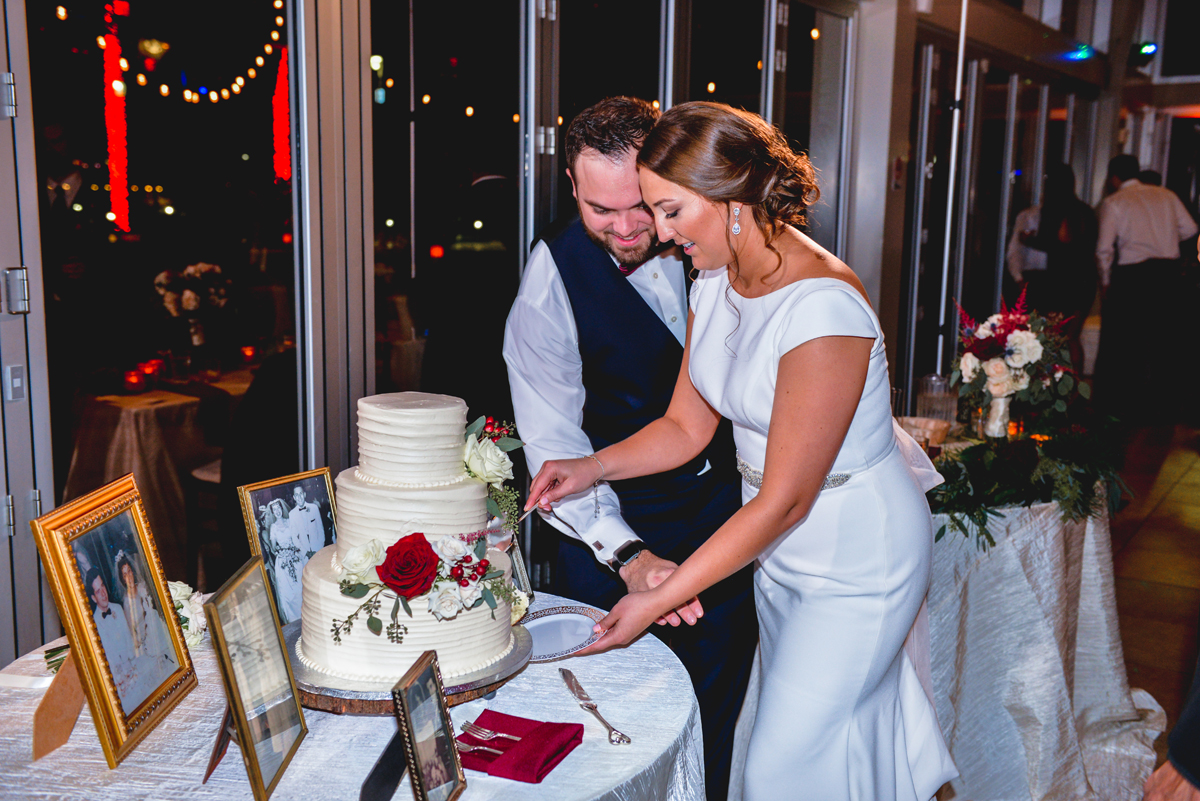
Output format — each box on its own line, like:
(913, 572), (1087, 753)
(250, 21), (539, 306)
(735, 451), (851, 491)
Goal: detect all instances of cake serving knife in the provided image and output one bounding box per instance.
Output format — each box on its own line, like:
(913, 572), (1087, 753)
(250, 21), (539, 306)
(559, 668), (631, 744)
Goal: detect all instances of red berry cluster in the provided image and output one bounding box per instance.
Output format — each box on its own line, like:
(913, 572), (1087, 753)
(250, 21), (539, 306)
(448, 555), (491, 588)
(482, 416), (516, 444)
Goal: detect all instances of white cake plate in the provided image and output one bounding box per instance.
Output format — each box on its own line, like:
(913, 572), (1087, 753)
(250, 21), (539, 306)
(282, 620), (533, 714)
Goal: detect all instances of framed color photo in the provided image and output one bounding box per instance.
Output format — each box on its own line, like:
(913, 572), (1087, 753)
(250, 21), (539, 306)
(237, 467), (337, 625)
(30, 474), (197, 768)
(205, 557), (307, 800)
(393, 651), (466, 801)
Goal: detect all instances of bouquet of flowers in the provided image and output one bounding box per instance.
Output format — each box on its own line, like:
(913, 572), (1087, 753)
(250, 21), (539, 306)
(952, 288), (1087, 436)
(152, 262), (230, 346)
(330, 415), (529, 646)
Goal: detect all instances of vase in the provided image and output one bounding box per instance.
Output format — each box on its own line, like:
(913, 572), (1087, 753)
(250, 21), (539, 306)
(983, 396), (1011, 439)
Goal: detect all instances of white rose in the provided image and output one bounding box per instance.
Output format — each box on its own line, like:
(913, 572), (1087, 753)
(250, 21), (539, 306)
(959, 352), (981, 382)
(181, 289), (200, 311)
(187, 595), (207, 633)
(341, 539), (386, 583)
(168, 581), (194, 605)
(1011, 370), (1030, 392)
(464, 436), (514, 489)
(983, 358), (1009, 380)
(1004, 330), (1043, 368)
(986, 375), (1014, 399)
(184, 628), (205, 648)
(427, 584), (463, 621)
(433, 536), (470, 565)
(458, 579), (483, 609)
(510, 590), (529, 624)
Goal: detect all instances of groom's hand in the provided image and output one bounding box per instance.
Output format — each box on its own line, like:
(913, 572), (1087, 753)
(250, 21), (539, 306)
(618, 551), (704, 627)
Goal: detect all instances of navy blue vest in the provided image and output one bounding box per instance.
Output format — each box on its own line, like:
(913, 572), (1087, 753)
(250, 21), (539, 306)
(546, 218), (736, 503)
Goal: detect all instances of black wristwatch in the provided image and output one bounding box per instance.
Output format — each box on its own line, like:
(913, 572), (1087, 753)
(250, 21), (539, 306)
(608, 540), (648, 573)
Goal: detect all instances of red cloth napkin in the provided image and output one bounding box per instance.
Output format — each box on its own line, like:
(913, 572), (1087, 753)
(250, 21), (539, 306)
(456, 709), (584, 783)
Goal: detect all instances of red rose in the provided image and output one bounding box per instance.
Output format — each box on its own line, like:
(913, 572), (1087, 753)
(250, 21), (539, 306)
(375, 533), (439, 599)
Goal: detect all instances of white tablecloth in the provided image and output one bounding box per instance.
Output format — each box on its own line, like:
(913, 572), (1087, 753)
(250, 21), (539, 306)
(0, 592), (702, 800)
(930, 502), (1164, 800)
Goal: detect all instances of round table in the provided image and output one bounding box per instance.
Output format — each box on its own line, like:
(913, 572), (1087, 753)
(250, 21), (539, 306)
(0, 593), (704, 800)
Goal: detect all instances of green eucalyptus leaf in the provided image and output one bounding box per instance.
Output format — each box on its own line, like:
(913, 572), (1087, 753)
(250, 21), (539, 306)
(483, 570), (503, 580)
(470, 597), (485, 609)
(1078, 382), (1091, 399)
(1054, 399), (1067, 412)
(481, 587), (497, 610)
(495, 437), (524, 452)
(486, 497), (502, 519)
(474, 538), (488, 560)
(935, 524), (947, 542)
(465, 416), (486, 439)
(343, 583), (370, 599)
(400, 595), (413, 617)
(391, 597), (400, 624)
(367, 615), (383, 636)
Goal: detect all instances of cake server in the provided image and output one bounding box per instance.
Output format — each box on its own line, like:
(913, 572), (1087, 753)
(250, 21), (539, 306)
(559, 668), (631, 744)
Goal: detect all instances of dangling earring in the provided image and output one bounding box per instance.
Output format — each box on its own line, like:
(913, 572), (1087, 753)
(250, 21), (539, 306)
(731, 206), (742, 236)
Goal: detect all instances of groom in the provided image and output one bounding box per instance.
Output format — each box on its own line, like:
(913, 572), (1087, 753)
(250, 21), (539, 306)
(503, 96), (756, 801)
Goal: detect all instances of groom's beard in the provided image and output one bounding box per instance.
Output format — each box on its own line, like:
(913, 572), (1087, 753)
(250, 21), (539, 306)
(582, 223), (659, 267)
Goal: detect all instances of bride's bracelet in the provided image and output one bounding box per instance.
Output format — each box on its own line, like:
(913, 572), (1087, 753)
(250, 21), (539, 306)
(585, 454), (605, 519)
(585, 454), (606, 485)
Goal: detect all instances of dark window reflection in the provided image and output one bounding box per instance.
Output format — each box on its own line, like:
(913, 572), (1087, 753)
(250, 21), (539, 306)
(689, 0), (763, 114)
(555, 0), (661, 220)
(371, 0), (521, 424)
(28, 0), (299, 588)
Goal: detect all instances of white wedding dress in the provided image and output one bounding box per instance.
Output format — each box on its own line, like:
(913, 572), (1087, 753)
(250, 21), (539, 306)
(688, 273), (958, 800)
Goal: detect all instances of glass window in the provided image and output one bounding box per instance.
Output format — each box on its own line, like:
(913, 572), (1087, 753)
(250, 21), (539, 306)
(688, 0), (765, 114)
(555, 0), (661, 221)
(371, 0), (522, 425)
(28, 0), (301, 589)
(780, 2), (849, 254)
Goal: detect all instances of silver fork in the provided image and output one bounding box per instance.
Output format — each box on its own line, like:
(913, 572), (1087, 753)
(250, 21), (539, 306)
(455, 741), (504, 756)
(462, 721), (522, 742)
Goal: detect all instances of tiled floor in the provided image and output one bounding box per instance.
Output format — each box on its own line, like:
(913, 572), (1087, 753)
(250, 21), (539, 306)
(1113, 425), (1200, 764)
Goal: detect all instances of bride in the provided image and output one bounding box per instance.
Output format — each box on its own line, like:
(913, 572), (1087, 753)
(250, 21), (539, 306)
(527, 101), (957, 799)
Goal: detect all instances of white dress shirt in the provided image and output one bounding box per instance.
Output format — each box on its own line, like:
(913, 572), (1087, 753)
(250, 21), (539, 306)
(1006, 206), (1048, 282)
(1097, 179), (1198, 286)
(503, 239), (688, 567)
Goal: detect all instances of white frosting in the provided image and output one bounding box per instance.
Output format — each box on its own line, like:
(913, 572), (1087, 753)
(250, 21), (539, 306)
(299, 544), (514, 680)
(357, 393), (469, 484)
(333, 467), (488, 562)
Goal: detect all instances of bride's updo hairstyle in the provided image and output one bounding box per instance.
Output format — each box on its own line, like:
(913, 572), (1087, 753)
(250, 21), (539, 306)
(637, 101), (819, 264)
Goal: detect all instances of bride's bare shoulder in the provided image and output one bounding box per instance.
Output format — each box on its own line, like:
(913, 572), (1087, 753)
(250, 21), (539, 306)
(779, 228), (869, 301)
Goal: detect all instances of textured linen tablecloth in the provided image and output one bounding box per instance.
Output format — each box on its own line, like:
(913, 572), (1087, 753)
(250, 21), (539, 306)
(0, 592), (703, 801)
(930, 501), (1164, 800)
(62, 371), (254, 579)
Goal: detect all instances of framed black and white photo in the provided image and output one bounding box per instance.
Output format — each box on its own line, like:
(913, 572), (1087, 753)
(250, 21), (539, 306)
(30, 474), (197, 768)
(237, 468), (337, 624)
(205, 557), (307, 800)
(393, 651), (465, 801)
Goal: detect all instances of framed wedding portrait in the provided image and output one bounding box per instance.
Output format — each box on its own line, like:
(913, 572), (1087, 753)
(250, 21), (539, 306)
(30, 474), (196, 768)
(392, 651), (465, 801)
(237, 467), (337, 625)
(205, 557), (307, 801)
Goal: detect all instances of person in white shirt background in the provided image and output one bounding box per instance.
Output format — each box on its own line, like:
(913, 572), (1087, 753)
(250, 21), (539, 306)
(1094, 154), (1198, 424)
(503, 97), (756, 800)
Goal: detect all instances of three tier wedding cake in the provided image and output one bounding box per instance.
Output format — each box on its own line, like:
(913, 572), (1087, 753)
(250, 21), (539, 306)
(297, 392), (525, 680)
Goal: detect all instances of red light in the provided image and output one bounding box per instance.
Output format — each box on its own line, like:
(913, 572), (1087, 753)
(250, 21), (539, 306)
(102, 22), (130, 232)
(111, 0), (130, 15)
(429, 245), (445, 258)
(272, 47), (291, 181)
(449, 57), (457, 67)
(143, 58), (156, 72)
(282, 232), (293, 244)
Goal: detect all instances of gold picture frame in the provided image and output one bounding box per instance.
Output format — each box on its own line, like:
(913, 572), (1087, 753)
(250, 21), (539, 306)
(30, 473), (197, 768)
(237, 467), (337, 625)
(205, 557), (307, 800)
(392, 651), (466, 801)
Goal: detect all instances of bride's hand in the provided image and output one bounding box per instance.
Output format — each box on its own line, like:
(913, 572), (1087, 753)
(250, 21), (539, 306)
(524, 457), (604, 511)
(573, 590), (663, 657)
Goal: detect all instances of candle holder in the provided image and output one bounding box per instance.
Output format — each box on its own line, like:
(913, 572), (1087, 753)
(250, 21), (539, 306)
(123, 370), (147, 394)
